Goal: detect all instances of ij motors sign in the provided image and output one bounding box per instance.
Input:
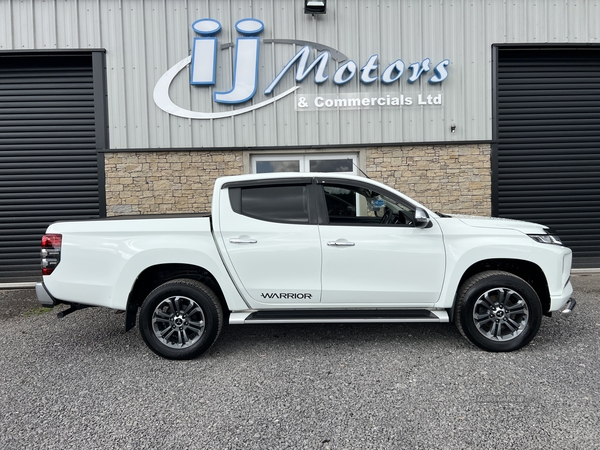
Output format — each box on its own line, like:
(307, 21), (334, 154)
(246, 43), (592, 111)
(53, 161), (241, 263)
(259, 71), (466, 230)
(153, 18), (450, 120)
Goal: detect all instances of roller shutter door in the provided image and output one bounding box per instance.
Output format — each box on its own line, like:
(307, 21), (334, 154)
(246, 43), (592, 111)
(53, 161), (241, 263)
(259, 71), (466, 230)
(0, 52), (107, 283)
(495, 47), (600, 268)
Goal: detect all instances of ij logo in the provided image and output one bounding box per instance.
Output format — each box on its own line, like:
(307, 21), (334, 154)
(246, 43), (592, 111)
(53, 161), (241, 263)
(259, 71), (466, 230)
(153, 18), (450, 120)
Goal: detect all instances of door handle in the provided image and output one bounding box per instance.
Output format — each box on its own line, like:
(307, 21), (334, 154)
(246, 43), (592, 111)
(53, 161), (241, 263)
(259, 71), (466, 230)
(229, 238), (257, 244)
(327, 241), (355, 247)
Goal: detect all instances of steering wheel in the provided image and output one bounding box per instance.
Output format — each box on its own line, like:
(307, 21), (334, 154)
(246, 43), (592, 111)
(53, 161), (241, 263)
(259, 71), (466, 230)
(380, 209), (392, 224)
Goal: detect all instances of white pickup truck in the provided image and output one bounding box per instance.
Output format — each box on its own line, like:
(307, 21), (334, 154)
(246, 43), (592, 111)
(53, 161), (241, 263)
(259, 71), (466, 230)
(36, 172), (575, 359)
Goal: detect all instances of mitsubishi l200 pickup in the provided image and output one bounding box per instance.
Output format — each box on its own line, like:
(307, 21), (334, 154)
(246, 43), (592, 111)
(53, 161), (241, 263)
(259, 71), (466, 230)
(36, 173), (576, 359)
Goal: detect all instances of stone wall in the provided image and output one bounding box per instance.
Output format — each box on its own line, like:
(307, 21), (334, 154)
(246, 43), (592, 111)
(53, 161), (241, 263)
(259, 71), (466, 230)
(104, 151), (244, 216)
(366, 144), (491, 216)
(104, 144), (491, 216)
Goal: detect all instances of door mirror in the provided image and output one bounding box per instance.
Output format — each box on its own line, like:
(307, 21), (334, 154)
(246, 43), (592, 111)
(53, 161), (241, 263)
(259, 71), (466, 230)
(414, 207), (431, 228)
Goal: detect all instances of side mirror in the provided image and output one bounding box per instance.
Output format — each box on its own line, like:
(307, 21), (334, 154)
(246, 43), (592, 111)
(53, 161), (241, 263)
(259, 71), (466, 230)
(414, 207), (431, 228)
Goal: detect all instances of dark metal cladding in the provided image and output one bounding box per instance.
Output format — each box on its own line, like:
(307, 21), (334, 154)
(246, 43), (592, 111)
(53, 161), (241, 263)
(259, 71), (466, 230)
(493, 47), (600, 268)
(0, 51), (107, 282)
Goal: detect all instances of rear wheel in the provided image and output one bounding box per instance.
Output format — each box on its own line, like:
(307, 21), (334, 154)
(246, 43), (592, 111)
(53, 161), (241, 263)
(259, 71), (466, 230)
(455, 271), (542, 352)
(139, 279), (223, 360)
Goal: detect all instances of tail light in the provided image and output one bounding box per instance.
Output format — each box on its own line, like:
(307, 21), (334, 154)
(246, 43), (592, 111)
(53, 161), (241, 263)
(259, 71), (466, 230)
(41, 234), (62, 275)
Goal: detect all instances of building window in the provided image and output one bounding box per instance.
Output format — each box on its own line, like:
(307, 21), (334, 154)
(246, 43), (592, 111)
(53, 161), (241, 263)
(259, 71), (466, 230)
(251, 153), (358, 174)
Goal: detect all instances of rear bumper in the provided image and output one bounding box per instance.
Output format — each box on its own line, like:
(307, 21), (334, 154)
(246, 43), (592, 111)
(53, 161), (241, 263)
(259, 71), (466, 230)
(35, 282), (57, 308)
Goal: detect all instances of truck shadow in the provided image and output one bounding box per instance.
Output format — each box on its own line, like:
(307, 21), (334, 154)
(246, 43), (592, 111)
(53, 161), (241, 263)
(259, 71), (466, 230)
(27, 304), (583, 360)
(211, 322), (469, 357)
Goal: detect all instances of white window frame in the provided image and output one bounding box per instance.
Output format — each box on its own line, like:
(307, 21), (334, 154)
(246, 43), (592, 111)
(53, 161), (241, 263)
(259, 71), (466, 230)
(249, 152), (360, 175)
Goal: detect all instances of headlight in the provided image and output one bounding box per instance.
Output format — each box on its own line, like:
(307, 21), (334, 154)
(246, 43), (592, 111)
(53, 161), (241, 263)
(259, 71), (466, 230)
(528, 231), (563, 245)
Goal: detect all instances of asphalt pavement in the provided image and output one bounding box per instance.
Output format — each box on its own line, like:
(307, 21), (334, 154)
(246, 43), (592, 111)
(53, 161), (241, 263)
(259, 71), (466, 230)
(0, 274), (598, 449)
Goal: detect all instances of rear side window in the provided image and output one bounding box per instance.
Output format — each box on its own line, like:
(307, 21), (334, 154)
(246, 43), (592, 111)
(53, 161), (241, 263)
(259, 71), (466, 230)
(231, 185), (310, 223)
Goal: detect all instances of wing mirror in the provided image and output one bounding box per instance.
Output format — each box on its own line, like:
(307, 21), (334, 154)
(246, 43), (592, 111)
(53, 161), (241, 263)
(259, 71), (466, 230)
(414, 207), (431, 228)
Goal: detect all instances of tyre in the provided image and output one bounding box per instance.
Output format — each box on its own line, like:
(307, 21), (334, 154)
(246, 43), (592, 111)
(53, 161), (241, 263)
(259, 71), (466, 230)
(139, 279), (223, 360)
(455, 271), (542, 352)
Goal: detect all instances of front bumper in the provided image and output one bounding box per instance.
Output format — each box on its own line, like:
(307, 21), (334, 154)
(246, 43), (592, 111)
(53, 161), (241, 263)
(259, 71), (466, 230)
(35, 282), (57, 308)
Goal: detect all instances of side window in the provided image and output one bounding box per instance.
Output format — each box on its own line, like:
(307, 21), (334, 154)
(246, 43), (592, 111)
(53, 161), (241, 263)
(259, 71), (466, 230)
(323, 184), (415, 226)
(230, 185), (310, 224)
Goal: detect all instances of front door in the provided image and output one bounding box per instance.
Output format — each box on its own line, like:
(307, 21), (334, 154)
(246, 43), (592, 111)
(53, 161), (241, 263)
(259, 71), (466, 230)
(317, 180), (446, 306)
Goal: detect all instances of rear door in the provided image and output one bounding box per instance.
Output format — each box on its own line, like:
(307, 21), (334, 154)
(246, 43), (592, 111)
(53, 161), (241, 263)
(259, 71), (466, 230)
(217, 179), (322, 306)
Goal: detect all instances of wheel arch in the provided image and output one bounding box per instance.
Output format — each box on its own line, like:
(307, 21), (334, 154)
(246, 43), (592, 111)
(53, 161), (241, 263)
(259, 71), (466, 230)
(452, 259), (550, 319)
(124, 263), (227, 332)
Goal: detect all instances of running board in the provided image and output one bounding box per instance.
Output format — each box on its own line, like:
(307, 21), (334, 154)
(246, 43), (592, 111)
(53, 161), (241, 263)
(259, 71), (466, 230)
(229, 309), (449, 325)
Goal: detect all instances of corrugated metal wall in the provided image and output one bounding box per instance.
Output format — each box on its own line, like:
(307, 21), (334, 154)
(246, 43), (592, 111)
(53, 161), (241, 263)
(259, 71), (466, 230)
(0, 0), (599, 149)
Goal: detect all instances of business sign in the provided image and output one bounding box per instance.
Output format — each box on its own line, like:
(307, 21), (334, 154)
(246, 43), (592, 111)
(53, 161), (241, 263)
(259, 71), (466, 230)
(296, 93), (443, 111)
(154, 18), (450, 120)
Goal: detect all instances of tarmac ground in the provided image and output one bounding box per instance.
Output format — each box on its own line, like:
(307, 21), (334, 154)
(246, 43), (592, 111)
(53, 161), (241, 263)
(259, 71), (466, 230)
(0, 273), (598, 449)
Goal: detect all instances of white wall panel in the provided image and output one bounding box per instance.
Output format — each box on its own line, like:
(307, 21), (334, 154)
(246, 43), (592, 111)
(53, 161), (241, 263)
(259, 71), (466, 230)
(56, 0), (80, 48)
(268, 2), (299, 146)
(232, 0), (258, 148)
(11, 0), (35, 49)
(463, 1), (486, 141)
(252, 0), (278, 147)
(336, 0), (361, 146)
(378, 0), (403, 144)
(99, 0), (128, 148)
(164, 0), (193, 148)
(1, 0), (599, 149)
(0, 2), (14, 50)
(144, 0), (171, 148)
(123, 0), (150, 147)
(79, 0), (102, 48)
(33, 0), (57, 49)
(590, 1), (600, 42)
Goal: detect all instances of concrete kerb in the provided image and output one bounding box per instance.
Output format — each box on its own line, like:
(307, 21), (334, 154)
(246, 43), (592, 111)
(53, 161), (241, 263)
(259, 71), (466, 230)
(0, 282), (37, 290)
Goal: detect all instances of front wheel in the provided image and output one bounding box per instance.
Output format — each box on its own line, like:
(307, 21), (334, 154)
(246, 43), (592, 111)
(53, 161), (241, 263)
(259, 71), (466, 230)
(139, 279), (223, 360)
(455, 271), (542, 352)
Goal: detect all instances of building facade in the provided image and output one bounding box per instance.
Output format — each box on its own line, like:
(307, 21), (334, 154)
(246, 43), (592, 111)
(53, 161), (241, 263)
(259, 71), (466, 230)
(1, 0), (599, 281)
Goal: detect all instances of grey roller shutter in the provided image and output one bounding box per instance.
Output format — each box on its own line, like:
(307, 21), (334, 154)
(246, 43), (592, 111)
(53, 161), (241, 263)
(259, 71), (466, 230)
(494, 47), (600, 268)
(0, 51), (107, 283)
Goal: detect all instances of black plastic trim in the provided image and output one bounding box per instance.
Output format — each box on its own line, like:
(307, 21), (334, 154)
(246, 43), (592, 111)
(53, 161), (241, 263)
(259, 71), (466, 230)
(80, 213), (211, 221)
(245, 309), (437, 321)
(221, 177), (312, 189)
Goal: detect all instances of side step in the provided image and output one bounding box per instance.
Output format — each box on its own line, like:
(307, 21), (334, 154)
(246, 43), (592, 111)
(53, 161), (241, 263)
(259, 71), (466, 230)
(229, 309), (449, 325)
